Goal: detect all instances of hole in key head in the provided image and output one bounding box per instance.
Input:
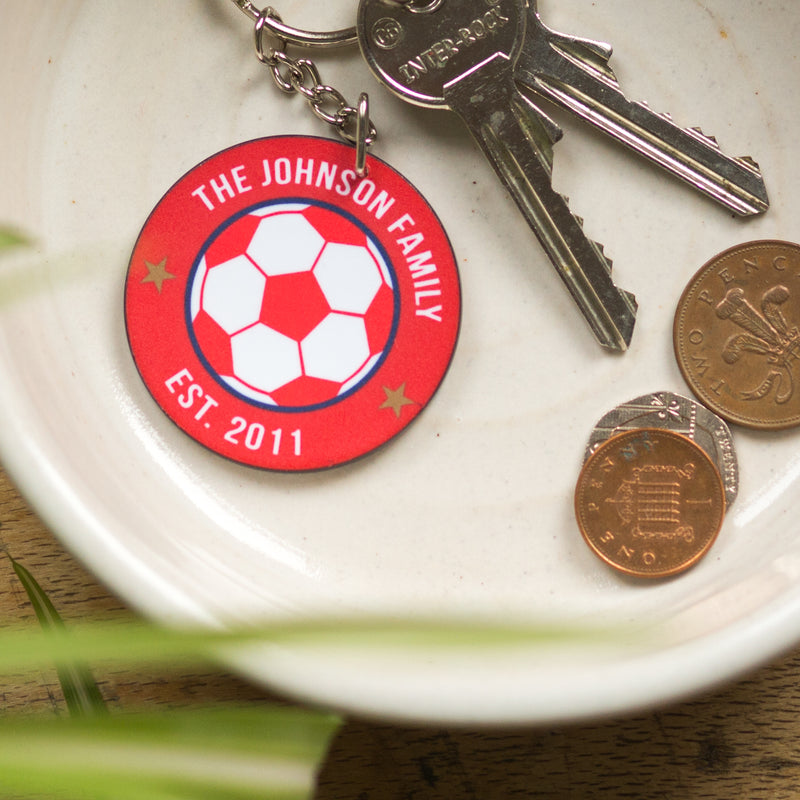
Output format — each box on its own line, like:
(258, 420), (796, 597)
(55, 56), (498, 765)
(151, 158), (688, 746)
(403, 0), (445, 13)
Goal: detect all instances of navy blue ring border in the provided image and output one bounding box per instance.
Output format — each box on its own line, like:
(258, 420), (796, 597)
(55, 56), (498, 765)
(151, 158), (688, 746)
(185, 197), (402, 414)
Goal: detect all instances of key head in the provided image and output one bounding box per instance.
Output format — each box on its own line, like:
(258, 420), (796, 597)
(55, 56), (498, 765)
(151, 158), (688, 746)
(357, 0), (526, 109)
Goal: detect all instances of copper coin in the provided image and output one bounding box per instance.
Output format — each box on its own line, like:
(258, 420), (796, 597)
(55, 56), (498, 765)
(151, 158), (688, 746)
(574, 429), (725, 579)
(584, 391), (738, 508)
(674, 240), (800, 430)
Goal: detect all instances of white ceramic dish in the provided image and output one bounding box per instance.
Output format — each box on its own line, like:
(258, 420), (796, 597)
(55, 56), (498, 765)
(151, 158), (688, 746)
(2, 0), (800, 725)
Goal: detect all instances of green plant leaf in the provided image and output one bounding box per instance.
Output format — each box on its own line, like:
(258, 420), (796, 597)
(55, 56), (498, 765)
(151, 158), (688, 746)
(0, 615), (640, 676)
(8, 554), (107, 716)
(0, 612), (636, 798)
(0, 706), (339, 800)
(0, 227), (30, 250)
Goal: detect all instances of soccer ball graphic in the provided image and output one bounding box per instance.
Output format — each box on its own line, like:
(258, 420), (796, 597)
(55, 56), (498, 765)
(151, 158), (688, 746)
(188, 202), (397, 408)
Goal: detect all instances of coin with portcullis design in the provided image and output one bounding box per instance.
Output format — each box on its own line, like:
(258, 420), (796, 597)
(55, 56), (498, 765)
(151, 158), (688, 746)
(674, 240), (800, 430)
(575, 429), (726, 579)
(584, 391), (738, 508)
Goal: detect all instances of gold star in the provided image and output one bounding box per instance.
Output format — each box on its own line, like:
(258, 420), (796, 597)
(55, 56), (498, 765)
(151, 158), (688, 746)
(141, 258), (175, 293)
(380, 383), (416, 418)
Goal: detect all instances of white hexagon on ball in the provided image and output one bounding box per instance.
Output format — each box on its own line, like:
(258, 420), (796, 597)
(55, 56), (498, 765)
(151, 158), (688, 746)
(202, 255), (266, 335)
(247, 213), (326, 276)
(314, 243), (383, 314)
(302, 314), (370, 383)
(230, 323), (302, 393)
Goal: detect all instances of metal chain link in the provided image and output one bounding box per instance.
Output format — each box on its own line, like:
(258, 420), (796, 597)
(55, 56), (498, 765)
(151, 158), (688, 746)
(233, 2), (377, 167)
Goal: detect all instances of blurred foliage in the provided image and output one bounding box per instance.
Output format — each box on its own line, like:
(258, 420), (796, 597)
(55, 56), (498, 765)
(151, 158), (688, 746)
(0, 228), (30, 250)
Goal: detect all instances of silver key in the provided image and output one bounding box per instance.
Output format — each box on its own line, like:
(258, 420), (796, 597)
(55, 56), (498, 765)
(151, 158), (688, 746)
(357, 0), (637, 351)
(516, 3), (769, 217)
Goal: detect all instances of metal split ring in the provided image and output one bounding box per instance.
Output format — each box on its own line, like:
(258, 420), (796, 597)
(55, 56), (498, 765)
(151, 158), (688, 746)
(354, 93), (374, 177)
(235, 0), (357, 48)
(234, 0), (379, 174)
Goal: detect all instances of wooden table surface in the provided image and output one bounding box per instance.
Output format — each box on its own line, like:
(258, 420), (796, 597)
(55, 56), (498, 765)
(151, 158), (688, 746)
(3, 465), (800, 799)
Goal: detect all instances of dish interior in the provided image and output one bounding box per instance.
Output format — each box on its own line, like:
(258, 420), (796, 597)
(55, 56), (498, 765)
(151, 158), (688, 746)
(1, 0), (799, 722)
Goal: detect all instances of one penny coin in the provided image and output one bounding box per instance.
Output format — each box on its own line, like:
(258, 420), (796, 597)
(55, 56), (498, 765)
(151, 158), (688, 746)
(575, 429), (726, 579)
(584, 390), (738, 508)
(674, 240), (800, 430)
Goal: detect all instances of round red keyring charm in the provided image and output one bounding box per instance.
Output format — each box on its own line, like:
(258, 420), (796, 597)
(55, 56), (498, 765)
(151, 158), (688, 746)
(125, 136), (460, 471)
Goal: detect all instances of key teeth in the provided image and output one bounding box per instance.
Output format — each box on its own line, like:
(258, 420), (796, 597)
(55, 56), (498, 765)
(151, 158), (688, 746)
(560, 190), (614, 274)
(592, 241), (614, 275)
(642, 111), (730, 158)
(688, 126), (721, 149)
(564, 198), (586, 228)
(737, 154), (763, 174)
(685, 127), (765, 179)
(637, 114), (763, 184)
(685, 127), (764, 179)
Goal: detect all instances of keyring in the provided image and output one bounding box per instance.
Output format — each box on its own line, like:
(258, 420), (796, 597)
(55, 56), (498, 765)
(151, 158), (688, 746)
(355, 92), (372, 176)
(233, 0), (357, 48)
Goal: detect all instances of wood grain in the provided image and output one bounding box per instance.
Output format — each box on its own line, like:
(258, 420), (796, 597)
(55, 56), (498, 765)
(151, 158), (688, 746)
(318, 667), (800, 800)
(3, 463), (800, 798)
(0, 467), (276, 715)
